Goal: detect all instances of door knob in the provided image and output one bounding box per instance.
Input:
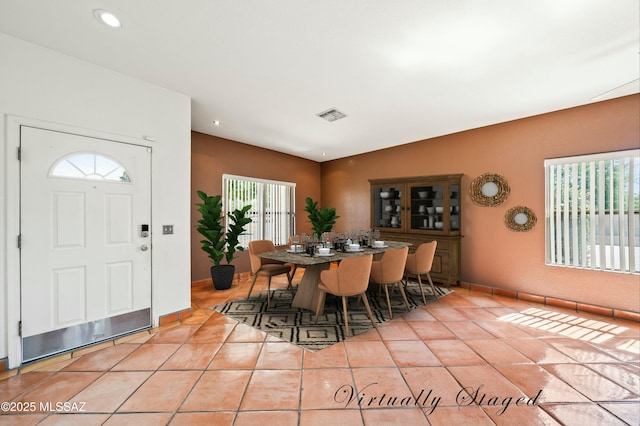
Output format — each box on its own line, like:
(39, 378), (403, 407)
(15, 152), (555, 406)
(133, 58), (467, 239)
(140, 244), (149, 251)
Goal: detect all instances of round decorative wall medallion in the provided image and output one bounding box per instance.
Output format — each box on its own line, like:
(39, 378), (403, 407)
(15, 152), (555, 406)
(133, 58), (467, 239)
(504, 206), (537, 232)
(469, 173), (510, 206)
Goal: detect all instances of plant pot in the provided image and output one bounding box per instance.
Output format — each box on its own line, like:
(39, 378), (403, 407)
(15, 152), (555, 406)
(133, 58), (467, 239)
(210, 264), (235, 290)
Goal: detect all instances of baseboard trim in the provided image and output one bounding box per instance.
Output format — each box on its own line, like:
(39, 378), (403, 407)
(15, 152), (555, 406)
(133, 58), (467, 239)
(191, 271), (253, 288)
(158, 307), (193, 326)
(459, 282), (639, 322)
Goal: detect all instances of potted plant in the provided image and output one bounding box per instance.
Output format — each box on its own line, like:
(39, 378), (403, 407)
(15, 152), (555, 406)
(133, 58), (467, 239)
(196, 190), (252, 290)
(304, 197), (340, 238)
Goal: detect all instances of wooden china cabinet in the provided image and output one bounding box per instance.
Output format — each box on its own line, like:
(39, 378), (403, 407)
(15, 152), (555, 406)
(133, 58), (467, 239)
(370, 174), (462, 286)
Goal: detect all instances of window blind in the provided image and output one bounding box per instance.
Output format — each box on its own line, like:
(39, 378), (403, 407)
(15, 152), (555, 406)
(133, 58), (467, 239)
(544, 149), (639, 273)
(223, 174), (296, 247)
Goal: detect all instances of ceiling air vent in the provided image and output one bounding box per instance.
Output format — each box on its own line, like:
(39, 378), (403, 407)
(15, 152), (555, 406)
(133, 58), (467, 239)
(317, 108), (347, 122)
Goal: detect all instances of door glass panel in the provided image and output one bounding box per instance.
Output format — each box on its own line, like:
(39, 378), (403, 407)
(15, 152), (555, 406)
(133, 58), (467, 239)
(49, 152), (131, 182)
(373, 186), (402, 229)
(411, 185), (443, 230)
(450, 184), (460, 231)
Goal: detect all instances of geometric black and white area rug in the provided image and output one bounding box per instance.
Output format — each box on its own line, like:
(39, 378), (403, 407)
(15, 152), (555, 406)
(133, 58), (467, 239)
(212, 282), (453, 351)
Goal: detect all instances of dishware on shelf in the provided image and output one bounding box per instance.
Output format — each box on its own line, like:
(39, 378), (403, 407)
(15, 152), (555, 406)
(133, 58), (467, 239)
(369, 174), (463, 287)
(435, 206), (444, 214)
(384, 205), (394, 212)
(379, 191), (390, 199)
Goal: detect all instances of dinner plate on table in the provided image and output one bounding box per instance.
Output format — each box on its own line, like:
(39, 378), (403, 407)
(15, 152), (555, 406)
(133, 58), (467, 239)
(316, 253), (335, 257)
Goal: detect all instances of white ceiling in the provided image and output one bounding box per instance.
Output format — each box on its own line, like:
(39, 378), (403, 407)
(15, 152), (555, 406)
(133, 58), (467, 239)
(1, 0), (638, 162)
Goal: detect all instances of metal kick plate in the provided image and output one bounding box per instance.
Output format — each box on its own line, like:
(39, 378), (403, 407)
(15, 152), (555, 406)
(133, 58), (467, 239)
(22, 308), (151, 363)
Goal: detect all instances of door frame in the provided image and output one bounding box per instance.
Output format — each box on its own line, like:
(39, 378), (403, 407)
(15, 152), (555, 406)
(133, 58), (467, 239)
(5, 115), (154, 369)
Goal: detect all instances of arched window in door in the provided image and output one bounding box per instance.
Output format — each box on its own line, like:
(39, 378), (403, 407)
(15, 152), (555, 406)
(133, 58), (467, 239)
(49, 152), (131, 182)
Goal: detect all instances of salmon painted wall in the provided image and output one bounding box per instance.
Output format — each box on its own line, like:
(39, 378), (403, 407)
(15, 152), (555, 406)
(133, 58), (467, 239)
(191, 132), (321, 281)
(321, 95), (640, 312)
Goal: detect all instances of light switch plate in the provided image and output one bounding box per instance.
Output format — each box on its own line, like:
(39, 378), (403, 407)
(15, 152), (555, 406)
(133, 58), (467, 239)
(162, 225), (174, 235)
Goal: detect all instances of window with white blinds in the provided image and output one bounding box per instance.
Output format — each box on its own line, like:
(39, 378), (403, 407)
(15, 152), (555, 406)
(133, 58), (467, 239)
(223, 174), (296, 248)
(544, 149), (640, 273)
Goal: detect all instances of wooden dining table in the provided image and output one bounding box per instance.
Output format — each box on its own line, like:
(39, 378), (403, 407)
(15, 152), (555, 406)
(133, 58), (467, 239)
(258, 241), (411, 314)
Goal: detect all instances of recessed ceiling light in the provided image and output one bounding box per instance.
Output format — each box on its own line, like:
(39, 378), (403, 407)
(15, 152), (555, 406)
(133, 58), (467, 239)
(94, 9), (122, 28)
(213, 120), (221, 126)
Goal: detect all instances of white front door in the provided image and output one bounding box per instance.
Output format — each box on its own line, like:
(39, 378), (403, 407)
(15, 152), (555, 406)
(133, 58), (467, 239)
(20, 126), (152, 362)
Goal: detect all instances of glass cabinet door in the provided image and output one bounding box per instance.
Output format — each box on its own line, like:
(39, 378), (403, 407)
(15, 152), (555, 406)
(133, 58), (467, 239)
(450, 183), (460, 232)
(372, 186), (403, 230)
(409, 184), (444, 231)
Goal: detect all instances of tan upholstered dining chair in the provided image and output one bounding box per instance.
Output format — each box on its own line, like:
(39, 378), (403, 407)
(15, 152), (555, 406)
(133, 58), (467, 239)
(404, 241), (439, 304)
(247, 240), (293, 307)
(314, 254), (375, 336)
(369, 246), (410, 318)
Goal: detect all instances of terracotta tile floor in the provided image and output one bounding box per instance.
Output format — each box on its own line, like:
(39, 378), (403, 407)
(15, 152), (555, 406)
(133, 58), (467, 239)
(1, 272), (639, 425)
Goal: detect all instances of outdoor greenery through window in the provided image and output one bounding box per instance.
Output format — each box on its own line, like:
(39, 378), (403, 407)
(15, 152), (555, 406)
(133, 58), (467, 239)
(545, 149), (640, 273)
(223, 174), (296, 248)
(50, 152), (130, 182)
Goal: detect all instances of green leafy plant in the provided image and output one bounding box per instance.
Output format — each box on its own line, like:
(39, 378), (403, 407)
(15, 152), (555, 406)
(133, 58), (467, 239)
(304, 196), (340, 237)
(196, 190), (252, 266)
(224, 203), (253, 263)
